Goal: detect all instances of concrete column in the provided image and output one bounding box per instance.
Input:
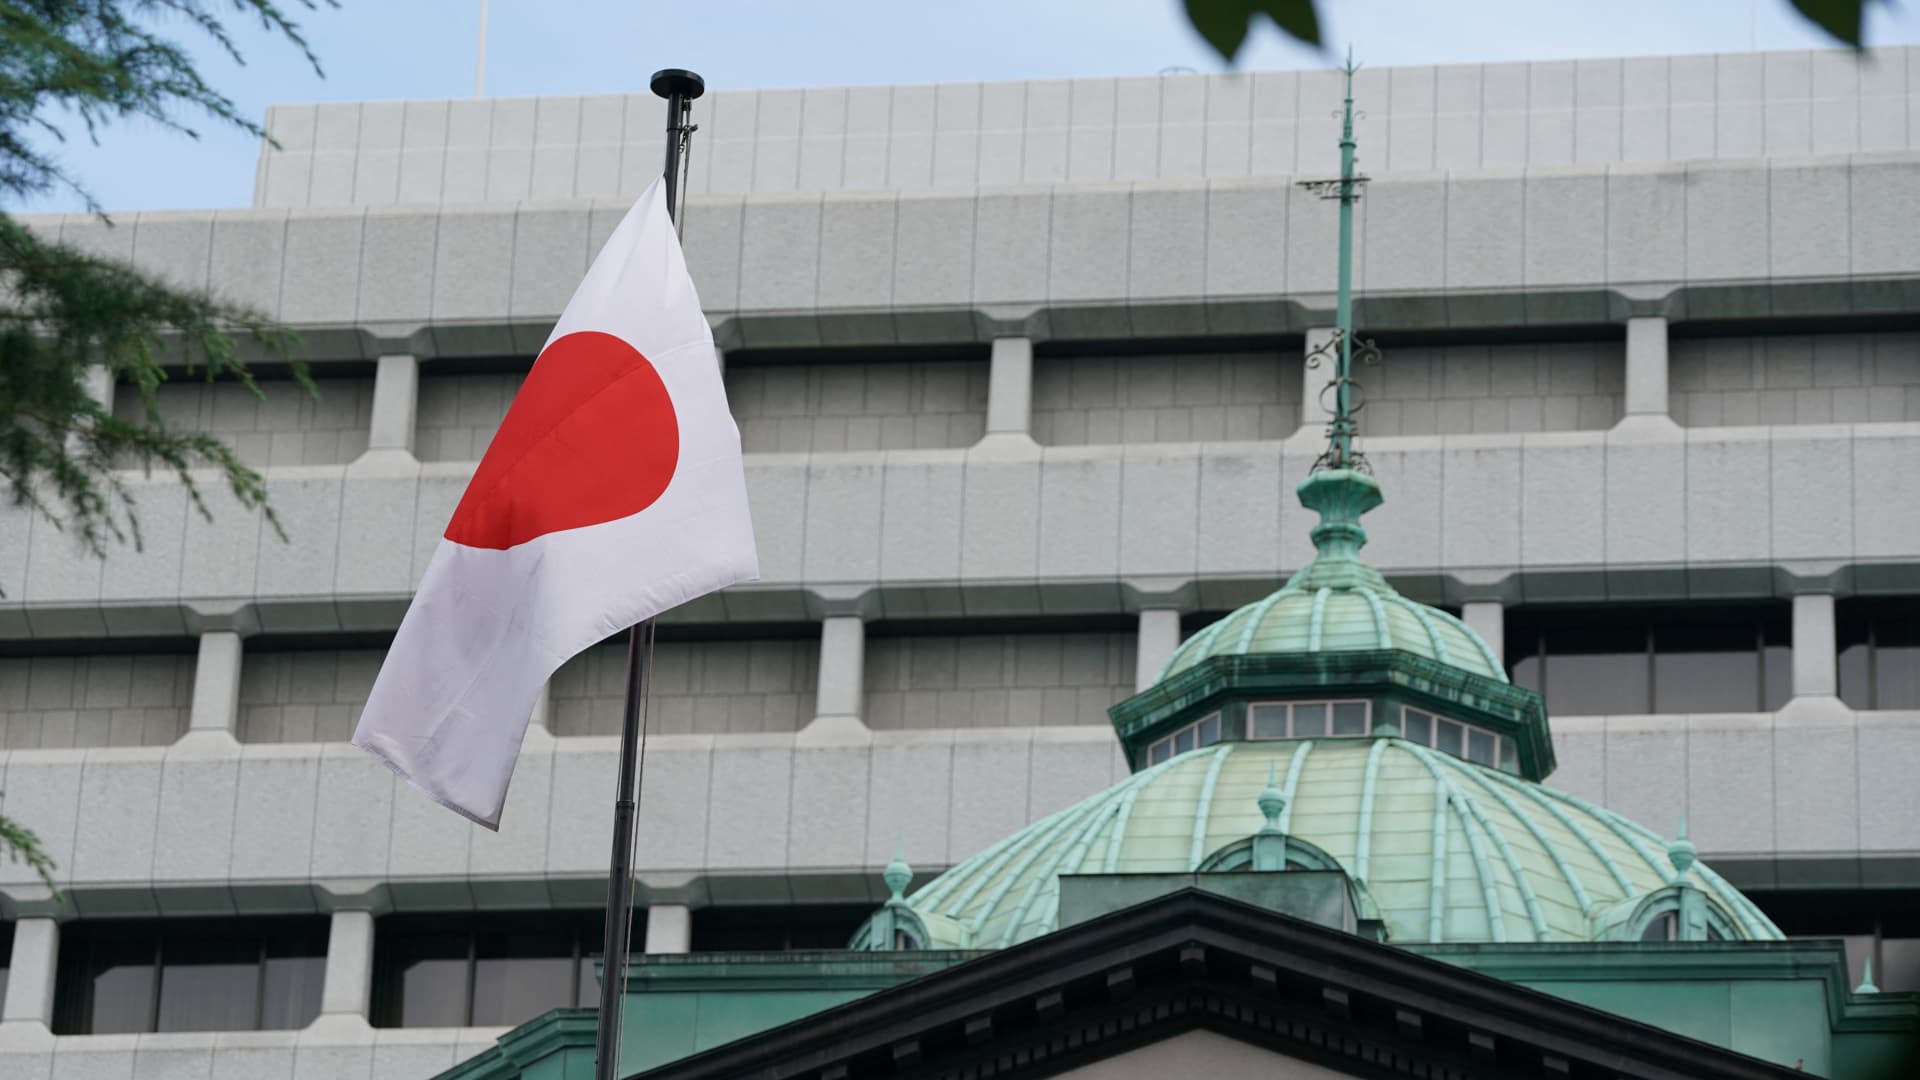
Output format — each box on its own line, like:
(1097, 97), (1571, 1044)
(187, 630), (244, 737)
(1624, 316), (1670, 419)
(1301, 328), (1337, 434)
(1, 918), (59, 1028)
(527, 682), (552, 732)
(643, 903), (691, 955)
(813, 616), (866, 725)
(1792, 593), (1838, 699)
(1461, 602), (1505, 668)
(366, 353), (420, 455)
(1135, 609), (1182, 693)
(83, 364), (114, 413)
(985, 336), (1033, 437)
(319, 909), (376, 1022)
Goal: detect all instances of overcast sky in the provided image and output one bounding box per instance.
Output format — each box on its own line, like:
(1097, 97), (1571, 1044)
(21, 0), (1920, 214)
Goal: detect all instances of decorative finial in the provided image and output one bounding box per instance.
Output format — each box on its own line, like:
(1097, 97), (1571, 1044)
(1288, 48), (1390, 594)
(1856, 958), (1879, 994)
(1666, 817), (1697, 877)
(1298, 46), (1374, 475)
(1257, 763), (1287, 833)
(883, 842), (912, 902)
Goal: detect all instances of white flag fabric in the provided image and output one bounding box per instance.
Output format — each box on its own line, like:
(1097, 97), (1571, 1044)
(353, 178), (759, 829)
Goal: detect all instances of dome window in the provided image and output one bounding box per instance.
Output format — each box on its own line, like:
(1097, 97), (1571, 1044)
(1144, 711), (1221, 765)
(1248, 699), (1370, 740)
(1401, 707), (1516, 771)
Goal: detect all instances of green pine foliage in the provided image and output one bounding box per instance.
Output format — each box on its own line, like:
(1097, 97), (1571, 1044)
(0, 0), (336, 894)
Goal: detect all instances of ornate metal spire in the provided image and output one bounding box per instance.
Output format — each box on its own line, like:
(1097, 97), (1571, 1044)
(1300, 47), (1378, 475)
(1288, 49), (1388, 590)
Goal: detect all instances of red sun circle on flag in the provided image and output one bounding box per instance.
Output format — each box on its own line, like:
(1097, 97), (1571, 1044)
(444, 331), (681, 550)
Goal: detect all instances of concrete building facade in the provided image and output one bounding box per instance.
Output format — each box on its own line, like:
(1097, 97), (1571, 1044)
(0, 45), (1917, 1078)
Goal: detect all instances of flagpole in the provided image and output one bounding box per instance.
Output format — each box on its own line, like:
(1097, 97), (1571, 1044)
(593, 66), (703, 1080)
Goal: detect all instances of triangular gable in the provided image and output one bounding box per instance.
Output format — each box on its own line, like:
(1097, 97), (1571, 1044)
(631, 888), (1806, 1080)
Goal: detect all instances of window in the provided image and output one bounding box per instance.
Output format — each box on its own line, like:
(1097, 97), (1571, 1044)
(54, 918), (326, 1035)
(1639, 912), (1679, 942)
(1749, 889), (1920, 993)
(1838, 601), (1920, 711)
(1144, 711), (1222, 765)
(1507, 605), (1791, 715)
(690, 904), (875, 952)
(372, 911), (606, 1028)
(1400, 707), (1516, 770)
(1247, 701), (1369, 741)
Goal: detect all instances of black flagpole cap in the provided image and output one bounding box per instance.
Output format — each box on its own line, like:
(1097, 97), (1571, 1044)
(650, 69), (705, 100)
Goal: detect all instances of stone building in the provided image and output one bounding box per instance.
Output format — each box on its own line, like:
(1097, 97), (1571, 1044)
(0, 43), (1917, 1079)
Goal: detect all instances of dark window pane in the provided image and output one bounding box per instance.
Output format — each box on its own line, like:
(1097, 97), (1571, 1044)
(82, 941), (154, 1035)
(691, 906), (869, 952)
(1174, 726), (1195, 754)
(471, 934), (574, 1027)
(1875, 643), (1920, 711)
(1509, 654), (1541, 694)
(1331, 702), (1367, 736)
(1762, 644), (1792, 712)
(391, 936), (469, 1028)
(1292, 703), (1327, 738)
(1882, 937), (1920, 992)
(1147, 741), (1169, 765)
(260, 953), (325, 1030)
(1401, 709), (1431, 746)
(1639, 913), (1677, 942)
(1653, 622), (1761, 710)
(1838, 642), (1872, 709)
(1465, 729), (1496, 766)
(1250, 704), (1287, 740)
(1498, 736), (1519, 773)
(1653, 646), (1759, 713)
(155, 939), (259, 1033)
(1541, 624), (1648, 715)
(577, 953), (600, 1008)
(1197, 713), (1220, 746)
(1434, 719), (1463, 757)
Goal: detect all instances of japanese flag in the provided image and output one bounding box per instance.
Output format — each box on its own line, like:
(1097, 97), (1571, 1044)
(353, 178), (758, 829)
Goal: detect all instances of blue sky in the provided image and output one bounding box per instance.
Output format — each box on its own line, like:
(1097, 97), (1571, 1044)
(21, 0), (1920, 214)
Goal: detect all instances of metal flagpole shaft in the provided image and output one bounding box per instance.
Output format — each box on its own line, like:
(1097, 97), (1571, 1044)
(593, 66), (704, 1080)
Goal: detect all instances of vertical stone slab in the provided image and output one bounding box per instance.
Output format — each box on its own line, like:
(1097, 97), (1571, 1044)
(188, 631), (244, 737)
(1, 917), (58, 1026)
(643, 904), (691, 954)
(365, 354), (420, 456)
(812, 615), (867, 727)
(1134, 609), (1181, 693)
(1792, 593), (1837, 699)
(1624, 316), (1671, 419)
(986, 337), (1034, 438)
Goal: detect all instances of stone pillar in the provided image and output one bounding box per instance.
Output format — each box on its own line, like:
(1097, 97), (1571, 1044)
(1135, 609), (1182, 693)
(643, 903), (691, 955)
(186, 630), (244, 738)
(83, 364), (114, 414)
(1792, 593), (1838, 699)
(1624, 316), (1670, 420)
(812, 616), (866, 728)
(366, 353), (420, 456)
(1301, 328), (1337, 434)
(0, 918), (59, 1028)
(318, 909), (377, 1023)
(527, 682), (552, 732)
(1461, 601), (1505, 669)
(985, 336), (1033, 438)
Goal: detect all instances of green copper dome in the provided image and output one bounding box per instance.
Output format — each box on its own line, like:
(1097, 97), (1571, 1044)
(1156, 470), (1504, 685)
(893, 739), (1782, 951)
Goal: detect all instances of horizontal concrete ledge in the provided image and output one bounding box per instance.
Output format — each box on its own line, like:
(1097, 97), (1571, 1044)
(6, 423), (1920, 638)
(0, 1025), (509, 1079)
(26, 152), (1920, 360)
(0, 711), (1913, 916)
